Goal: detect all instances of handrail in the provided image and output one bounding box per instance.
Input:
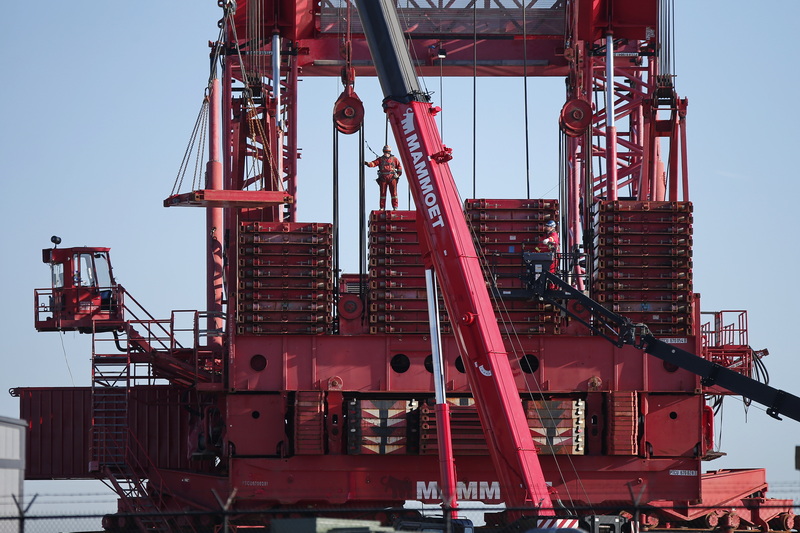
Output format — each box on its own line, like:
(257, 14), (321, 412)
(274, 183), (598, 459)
(117, 285), (183, 350)
(701, 310), (749, 348)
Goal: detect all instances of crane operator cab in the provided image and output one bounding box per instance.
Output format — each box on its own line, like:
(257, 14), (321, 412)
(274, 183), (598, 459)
(34, 236), (124, 333)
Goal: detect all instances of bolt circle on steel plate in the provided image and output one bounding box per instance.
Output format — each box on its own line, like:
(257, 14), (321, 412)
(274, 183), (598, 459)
(559, 98), (593, 137)
(333, 93), (364, 135)
(338, 294), (363, 320)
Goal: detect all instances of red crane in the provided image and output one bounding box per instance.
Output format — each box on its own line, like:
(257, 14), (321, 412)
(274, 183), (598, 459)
(354, 0), (554, 518)
(17, 1), (799, 532)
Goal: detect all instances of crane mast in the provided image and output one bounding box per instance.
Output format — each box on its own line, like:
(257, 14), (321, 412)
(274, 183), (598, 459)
(354, 0), (554, 515)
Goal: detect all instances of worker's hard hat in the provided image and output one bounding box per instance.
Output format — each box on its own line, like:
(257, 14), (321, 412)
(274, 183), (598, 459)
(383, 145), (391, 152)
(545, 220), (556, 228)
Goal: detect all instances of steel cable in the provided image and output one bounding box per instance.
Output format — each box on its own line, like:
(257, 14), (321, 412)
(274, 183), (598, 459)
(523, 0), (532, 199)
(171, 100), (209, 196)
(472, 0), (477, 199)
(469, 222), (594, 514)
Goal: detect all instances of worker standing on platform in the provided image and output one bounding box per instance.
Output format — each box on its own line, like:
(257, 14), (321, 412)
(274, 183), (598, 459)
(365, 145), (402, 210)
(538, 219), (560, 274)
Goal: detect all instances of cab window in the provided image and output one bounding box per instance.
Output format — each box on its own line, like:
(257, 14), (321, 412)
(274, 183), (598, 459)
(51, 263), (64, 288)
(74, 253), (97, 287)
(94, 252), (112, 287)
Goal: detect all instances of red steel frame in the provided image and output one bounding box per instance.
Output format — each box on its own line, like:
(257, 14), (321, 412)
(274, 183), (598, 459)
(561, 1), (689, 270)
(23, 1), (796, 530)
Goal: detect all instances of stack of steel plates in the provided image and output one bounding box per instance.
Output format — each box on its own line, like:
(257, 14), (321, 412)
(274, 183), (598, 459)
(237, 221), (334, 334)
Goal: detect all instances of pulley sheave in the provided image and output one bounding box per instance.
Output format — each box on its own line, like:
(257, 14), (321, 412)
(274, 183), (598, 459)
(559, 98), (593, 137)
(333, 87), (364, 135)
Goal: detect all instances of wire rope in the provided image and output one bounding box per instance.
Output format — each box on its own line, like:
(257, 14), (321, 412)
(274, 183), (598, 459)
(169, 4), (228, 198)
(592, 84), (605, 198)
(669, 0), (676, 76)
(194, 109), (209, 191)
(356, 0), (595, 513)
(658, 0), (676, 78)
(392, 1), (592, 509)
(171, 100), (209, 196)
(467, 223), (596, 514)
(359, 127), (368, 321)
(225, 9), (286, 193)
(396, 4), (429, 98)
(439, 59), (444, 142)
(522, 0), (532, 199)
(395, 2), (596, 507)
(472, 0), (477, 199)
(59, 333), (76, 387)
(333, 123), (340, 332)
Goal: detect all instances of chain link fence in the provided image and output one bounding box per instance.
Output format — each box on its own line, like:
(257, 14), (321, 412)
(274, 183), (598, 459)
(0, 497), (799, 533)
(0, 506), (491, 533)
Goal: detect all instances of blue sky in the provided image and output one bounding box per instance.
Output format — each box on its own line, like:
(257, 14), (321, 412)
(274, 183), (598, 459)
(1, 0), (798, 519)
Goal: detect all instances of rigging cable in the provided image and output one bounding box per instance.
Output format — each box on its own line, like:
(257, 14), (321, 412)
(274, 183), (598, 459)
(469, 224), (594, 514)
(59, 333), (76, 387)
(559, 132), (568, 243)
(659, 0), (676, 78)
(472, 0), (477, 199)
(359, 126), (367, 320)
(439, 59), (444, 141)
(332, 123), (340, 331)
(463, 5), (596, 508)
(171, 5), (229, 197)
(210, 3), (229, 85)
(522, 0), (532, 199)
(226, 10), (284, 192)
(593, 82), (605, 197)
(171, 100), (209, 196)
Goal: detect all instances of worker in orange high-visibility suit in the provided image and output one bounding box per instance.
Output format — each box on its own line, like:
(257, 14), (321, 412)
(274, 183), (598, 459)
(365, 145), (403, 210)
(534, 219), (560, 274)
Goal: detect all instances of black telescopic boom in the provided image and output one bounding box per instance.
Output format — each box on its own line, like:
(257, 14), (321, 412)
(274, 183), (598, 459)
(354, 0), (426, 104)
(522, 254), (800, 424)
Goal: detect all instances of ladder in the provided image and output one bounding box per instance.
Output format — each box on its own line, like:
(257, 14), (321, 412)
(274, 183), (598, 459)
(91, 328), (130, 472)
(91, 322), (178, 532)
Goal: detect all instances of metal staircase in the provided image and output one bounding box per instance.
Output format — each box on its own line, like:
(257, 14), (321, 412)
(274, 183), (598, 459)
(90, 322), (167, 532)
(91, 348), (130, 472)
(87, 288), (220, 531)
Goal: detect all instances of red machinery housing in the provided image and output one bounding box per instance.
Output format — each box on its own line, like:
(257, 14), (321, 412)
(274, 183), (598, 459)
(35, 245), (122, 333)
(17, 1), (799, 532)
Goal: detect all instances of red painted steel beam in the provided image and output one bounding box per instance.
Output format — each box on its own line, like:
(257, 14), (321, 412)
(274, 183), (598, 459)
(575, 0), (658, 42)
(227, 1), (571, 79)
(295, 37), (569, 78)
(163, 189), (294, 208)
